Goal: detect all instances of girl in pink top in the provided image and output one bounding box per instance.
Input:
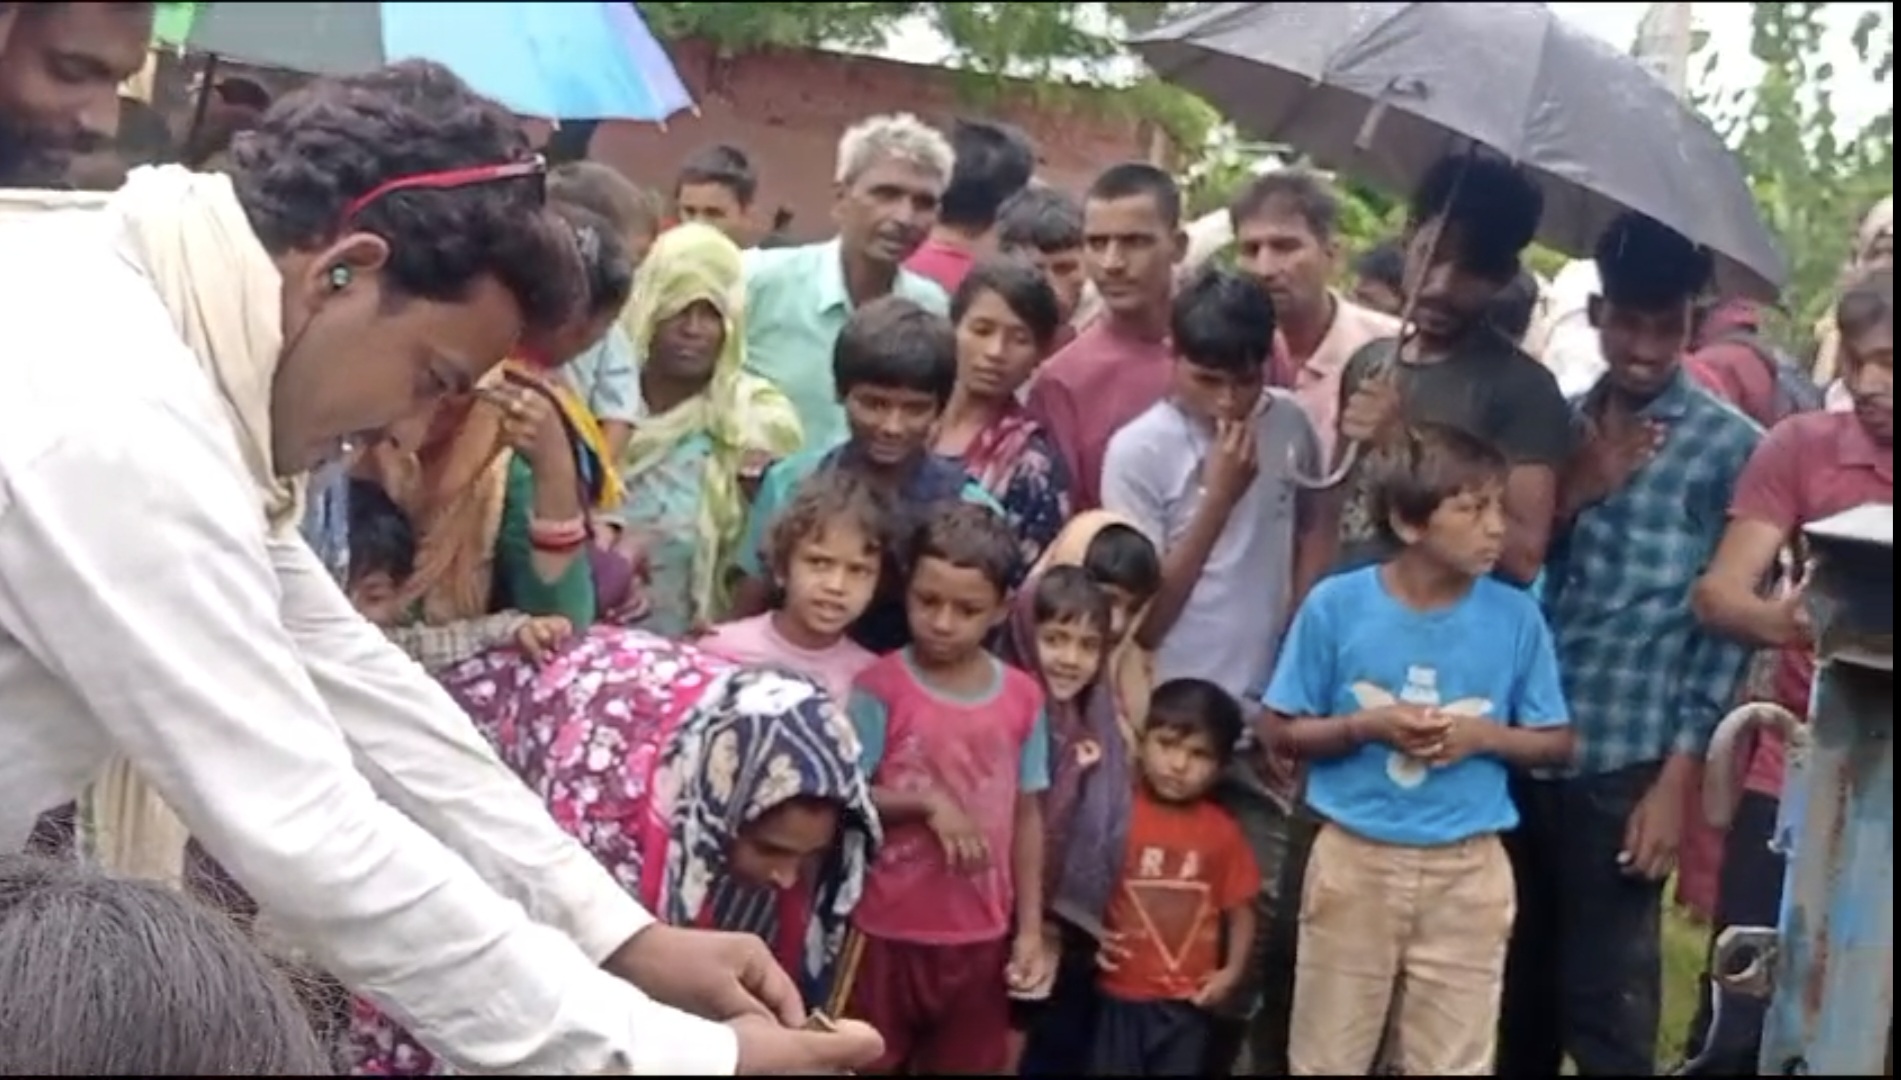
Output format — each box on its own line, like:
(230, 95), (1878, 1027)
(700, 472), (888, 705)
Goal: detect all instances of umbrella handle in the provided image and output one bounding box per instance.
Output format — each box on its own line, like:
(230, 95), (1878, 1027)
(1291, 439), (1362, 490)
(183, 52), (220, 156)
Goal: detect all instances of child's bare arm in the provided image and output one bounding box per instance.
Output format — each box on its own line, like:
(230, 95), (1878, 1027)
(868, 788), (941, 824)
(1220, 901), (1257, 979)
(1011, 792), (1046, 935)
(1445, 718), (1575, 770)
(386, 613), (528, 672)
(1273, 709), (1373, 761)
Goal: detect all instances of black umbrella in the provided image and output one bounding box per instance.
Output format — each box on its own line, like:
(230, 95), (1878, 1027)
(1132, 1), (1786, 300)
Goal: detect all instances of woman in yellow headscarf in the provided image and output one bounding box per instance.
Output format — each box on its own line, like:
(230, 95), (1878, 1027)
(610, 222), (803, 636)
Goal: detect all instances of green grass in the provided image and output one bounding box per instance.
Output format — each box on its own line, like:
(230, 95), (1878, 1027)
(1557, 902), (1711, 1075)
(1660, 903), (1713, 1067)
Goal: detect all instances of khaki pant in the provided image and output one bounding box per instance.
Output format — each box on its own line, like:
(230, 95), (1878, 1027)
(1289, 824), (1515, 1076)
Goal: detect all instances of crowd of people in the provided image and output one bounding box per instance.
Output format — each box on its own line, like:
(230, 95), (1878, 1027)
(0, 2), (1893, 1077)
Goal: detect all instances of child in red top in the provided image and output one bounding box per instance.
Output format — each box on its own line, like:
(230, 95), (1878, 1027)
(844, 503), (1053, 1073)
(1095, 678), (1259, 1075)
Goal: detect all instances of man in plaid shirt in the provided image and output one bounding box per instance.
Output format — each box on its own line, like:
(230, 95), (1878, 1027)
(1499, 213), (1761, 1077)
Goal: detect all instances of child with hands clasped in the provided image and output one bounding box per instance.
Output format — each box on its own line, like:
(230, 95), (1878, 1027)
(1264, 424), (1575, 1076)
(843, 503), (1053, 1074)
(1092, 679), (1259, 1077)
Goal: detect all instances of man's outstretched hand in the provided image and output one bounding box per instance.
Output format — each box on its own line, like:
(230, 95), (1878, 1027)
(729, 1013), (884, 1075)
(606, 923), (804, 1025)
(606, 924), (884, 1074)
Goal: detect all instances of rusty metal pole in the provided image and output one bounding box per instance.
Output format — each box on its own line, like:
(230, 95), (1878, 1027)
(1759, 504), (1894, 1075)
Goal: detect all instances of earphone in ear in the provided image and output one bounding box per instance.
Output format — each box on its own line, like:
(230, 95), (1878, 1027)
(328, 265), (352, 290)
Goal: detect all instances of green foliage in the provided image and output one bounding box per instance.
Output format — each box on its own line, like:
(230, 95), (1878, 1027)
(637, 0), (1890, 326)
(638, 3), (912, 53)
(1692, 2), (1894, 345)
(636, 2), (1213, 155)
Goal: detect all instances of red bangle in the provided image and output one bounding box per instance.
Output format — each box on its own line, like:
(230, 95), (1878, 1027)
(529, 516), (588, 551)
(531, 533), (588, 554)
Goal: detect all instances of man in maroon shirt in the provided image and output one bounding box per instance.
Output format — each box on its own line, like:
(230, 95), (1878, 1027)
(997, 185), (1089, 352)
(1026, 162), (1186, 510)
(1684, 298), (1791, 428)
(903, 119), (1035, 295)
(1682, 267), (1893, 1073)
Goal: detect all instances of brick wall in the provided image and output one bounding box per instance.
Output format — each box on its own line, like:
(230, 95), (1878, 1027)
(584, 39), (1171, 243)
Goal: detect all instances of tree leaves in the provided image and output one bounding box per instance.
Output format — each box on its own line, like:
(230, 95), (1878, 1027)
(632, 1), (1891, 333)
(1695, 2), (1893, 341)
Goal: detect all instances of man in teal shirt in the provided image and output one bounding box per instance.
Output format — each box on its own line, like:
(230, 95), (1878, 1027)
(744, 113), (954, 449)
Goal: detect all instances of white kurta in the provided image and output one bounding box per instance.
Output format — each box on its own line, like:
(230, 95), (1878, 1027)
(0, 210), (737, 1075)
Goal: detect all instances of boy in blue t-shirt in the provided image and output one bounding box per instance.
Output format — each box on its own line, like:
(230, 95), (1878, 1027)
(1263, 423), (1574, 1076)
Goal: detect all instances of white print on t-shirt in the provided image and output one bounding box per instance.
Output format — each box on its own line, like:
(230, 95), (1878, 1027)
(1350, 668), (1494, 789)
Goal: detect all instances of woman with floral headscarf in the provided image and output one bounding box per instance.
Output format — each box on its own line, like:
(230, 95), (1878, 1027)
(350, 627), (879, 1077)
(607, 223), (803, 637)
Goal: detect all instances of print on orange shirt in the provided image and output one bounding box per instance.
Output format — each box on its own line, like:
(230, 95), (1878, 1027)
(1099, 789), (1260, 1002)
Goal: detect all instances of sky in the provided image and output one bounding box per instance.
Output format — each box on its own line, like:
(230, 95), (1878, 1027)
(865, 2), (1890, 136)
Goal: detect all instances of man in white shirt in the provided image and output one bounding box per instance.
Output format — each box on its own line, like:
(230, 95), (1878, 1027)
(0, 9), (878, 1075)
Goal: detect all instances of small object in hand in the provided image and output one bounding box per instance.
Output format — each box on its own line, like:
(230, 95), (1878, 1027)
(802, 1011), (855, 1075)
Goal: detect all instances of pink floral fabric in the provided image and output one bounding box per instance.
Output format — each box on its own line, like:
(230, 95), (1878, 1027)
(350, 629), (710, 1076)
(349, 627), (874, 1076)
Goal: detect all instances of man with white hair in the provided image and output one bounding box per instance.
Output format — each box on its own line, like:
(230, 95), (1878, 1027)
(743, 112), (954, 449)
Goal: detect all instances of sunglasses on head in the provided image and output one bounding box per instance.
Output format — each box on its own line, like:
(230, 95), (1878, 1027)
(337, 154), (547, 229)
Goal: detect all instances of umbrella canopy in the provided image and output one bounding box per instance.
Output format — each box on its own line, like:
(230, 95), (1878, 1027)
(1132, 2), (1786, 301)
(155, 1), (694, 123)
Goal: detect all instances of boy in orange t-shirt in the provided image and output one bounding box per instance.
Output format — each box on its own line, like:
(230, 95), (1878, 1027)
(1095, 678), (1260, 1075)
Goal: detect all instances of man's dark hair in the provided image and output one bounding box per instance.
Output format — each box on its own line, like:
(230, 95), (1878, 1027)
(675, 143), (757, 207)
(346, 479), (416, 585)
(910, 502), (1020, 596)
(228, 60), (583, 334)
(1409, 155), (1544, 282)
(1170, 266), (1277, 374)
(996, 185), (1084, 256)
(1087, 162), (1182, 229)
(1370, 423), (1511, 546)
(1031, 564), (1112, 638)
(938, 119), (1036, 232)
(0, 854), (336, 1074)
(552, 202), (635, 319)
(1487, 269), (1542, 342)
(1083, 523), (1162, 601)
(834, 296), (958, 405)
(1354, 239), (1406, 291)
(1594, 211), (1712, 311)
(548, 160), (660, 239)
(952, 256), (1063, 352)
(1146, 678), (1244, 764)
(1838, 266), (1894, 340)
(1229, 169), (1341, 241)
